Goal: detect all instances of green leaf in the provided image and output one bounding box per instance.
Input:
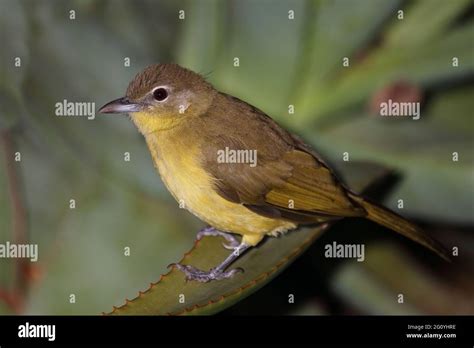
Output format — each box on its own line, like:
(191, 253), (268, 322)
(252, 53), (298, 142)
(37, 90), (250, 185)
(385, 0), (472, 47)
(177, 0), (308, 117)
(307, 88), (474, 223)
(0, 135), (14, 290)
(333, 242), (473, 314)
(0, 0), (28, 93)
(294, 7), (474, 125)
(331, 256), (420, 315)
(0, 0), (29, 130)
(108, 161), (390, 315)
(295, 0), (400, 100)
(177, 0), (225, 74)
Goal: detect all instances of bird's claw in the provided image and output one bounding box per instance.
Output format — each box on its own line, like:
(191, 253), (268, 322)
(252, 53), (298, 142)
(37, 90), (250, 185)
(196, 227), (217, 240)
(222, 239), (240, 250)
(169, 263), (243, 283)
(196, 227), (241, 250)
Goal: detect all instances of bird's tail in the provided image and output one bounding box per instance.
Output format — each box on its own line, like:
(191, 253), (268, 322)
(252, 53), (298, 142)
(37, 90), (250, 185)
(348, 193), (451, 262)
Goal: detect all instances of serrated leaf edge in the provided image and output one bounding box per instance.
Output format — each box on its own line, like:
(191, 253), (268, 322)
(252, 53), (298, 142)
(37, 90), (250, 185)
(105, 224), (329, 316)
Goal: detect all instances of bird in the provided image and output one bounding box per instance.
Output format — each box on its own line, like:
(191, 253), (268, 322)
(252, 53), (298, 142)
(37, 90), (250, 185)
(99, 63), (450, 282)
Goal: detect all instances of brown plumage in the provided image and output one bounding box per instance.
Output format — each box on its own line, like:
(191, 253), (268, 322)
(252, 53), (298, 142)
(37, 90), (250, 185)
(198, 92), (449, 260)
(100, 63), (450, 282)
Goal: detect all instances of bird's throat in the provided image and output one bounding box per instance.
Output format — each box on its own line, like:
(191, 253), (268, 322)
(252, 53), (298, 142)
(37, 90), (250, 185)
(130, 111), (185, 135)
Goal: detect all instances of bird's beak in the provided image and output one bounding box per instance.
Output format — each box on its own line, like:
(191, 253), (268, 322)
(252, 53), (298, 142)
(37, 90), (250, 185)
(98, 97), (142, 114)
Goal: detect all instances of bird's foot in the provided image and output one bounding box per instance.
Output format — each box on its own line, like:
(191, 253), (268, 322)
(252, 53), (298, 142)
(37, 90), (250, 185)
(196, 227), (240, 250)
(169, 263), (243, 283)
(178, 231), (250, 282)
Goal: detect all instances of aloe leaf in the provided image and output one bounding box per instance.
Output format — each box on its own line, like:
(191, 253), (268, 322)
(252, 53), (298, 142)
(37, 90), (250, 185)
(295, 21), (474, 123)
(177, 0), (309, 118)
(295, 0), (400, 98)
(384, 0), (472, 47)
(108, 161), (389, 315)
(331, 257), (420, 315)
(333, 242), (474, 314)
(0, 0), (28, 93)
(305, 87), (474, 223)
(0, 0), (28, 130)
(176, 0), (225, 75)
(0, 136), (14, 289)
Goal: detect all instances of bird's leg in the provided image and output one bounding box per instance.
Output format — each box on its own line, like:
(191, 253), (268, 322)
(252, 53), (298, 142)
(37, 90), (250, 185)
(170, 242), (251, 283)
(196, 226), (240, 249)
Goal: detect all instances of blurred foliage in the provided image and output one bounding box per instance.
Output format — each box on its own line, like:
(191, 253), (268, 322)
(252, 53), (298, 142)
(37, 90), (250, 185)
(0, 0), (473, 315)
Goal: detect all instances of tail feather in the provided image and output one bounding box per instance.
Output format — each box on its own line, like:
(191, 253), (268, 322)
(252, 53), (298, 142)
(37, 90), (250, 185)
(349, 193), (451, 262)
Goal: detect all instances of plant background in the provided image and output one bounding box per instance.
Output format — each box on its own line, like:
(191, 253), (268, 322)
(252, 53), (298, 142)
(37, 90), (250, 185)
(0, 0), (473, 315)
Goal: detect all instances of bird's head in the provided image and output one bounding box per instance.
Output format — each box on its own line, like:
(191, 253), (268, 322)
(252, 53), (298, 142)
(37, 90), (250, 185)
(99, 63), (216, 134)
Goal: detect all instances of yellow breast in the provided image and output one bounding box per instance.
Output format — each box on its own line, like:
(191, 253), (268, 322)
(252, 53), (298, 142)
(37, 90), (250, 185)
(143, 132), (296, 246)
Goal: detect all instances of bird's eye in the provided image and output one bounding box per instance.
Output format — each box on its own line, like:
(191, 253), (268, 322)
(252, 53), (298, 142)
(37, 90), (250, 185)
(153, 88), (168, 101)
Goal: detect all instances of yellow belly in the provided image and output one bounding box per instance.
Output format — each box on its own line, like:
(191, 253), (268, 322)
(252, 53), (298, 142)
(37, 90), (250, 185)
(144, 133), (296, 246)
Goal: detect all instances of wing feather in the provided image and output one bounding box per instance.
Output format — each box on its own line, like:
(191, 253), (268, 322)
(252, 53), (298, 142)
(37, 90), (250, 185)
(200, 93), (365, 222)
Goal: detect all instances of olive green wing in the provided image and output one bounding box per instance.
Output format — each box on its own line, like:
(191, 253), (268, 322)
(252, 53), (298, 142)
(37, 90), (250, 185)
(200, 95), (364, 221)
